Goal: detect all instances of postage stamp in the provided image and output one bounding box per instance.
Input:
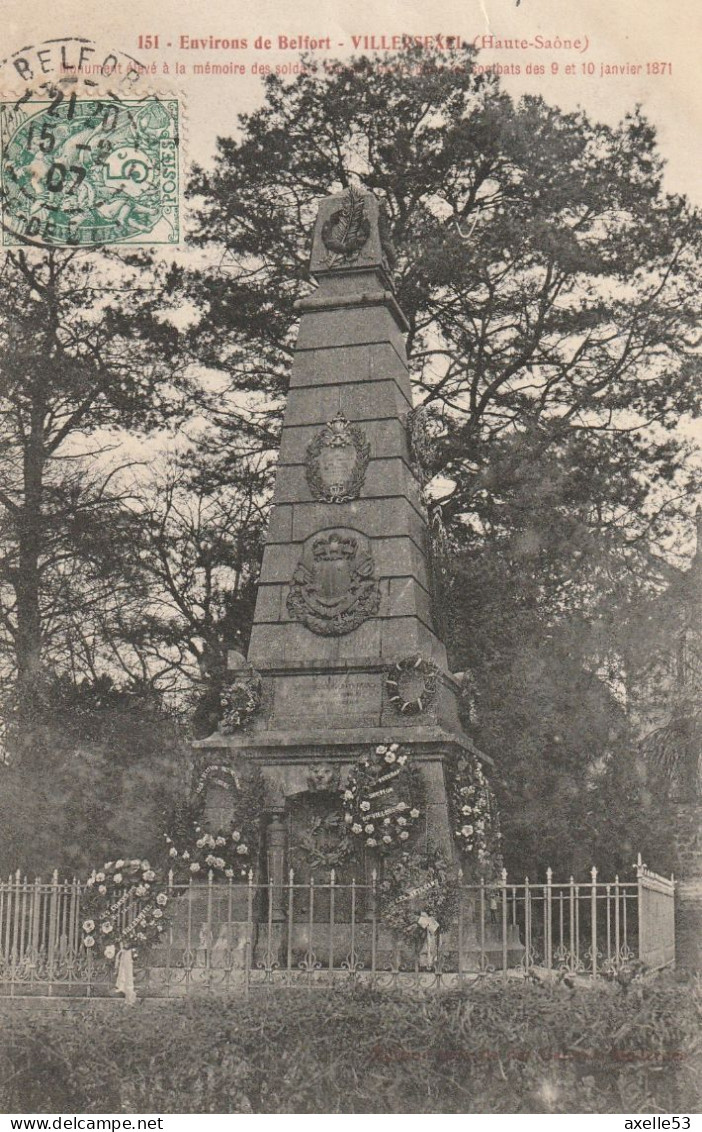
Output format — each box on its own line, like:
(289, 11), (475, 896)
(0, 92), (180, 246)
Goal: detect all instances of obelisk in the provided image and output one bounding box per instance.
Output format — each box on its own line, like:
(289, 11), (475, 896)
(194, 186), (484, 857)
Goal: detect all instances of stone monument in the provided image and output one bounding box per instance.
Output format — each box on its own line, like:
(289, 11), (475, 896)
(193, 186), (494, 937)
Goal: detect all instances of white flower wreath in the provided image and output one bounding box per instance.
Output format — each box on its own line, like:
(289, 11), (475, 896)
(342, 744), (422, 855)
(449, 754), (502, 867)
(81, 859), (170, 959)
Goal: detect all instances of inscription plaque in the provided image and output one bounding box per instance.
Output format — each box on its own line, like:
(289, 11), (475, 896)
(271, 673), (382, 728)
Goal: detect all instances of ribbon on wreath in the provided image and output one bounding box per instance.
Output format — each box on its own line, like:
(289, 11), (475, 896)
(417, 911), (440, 966)
(115, 947), (137, 1005)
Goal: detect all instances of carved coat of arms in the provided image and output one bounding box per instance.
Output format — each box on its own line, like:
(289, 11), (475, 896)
(305, 412), (371, 503)
(286, 529), (380, 636)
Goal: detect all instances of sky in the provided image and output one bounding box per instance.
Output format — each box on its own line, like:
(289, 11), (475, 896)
(1, 0), (700, 202)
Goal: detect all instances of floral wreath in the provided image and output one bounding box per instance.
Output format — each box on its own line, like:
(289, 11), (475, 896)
(218, 668), (262, 733)
(193, 762), (240, 799)
(293, 809), (353, 874)
(377, 847), (459, 944)
(342, 743), (422, 855)
(81, 859), (170, 959)
(448, 752), (502, 870)
(164, 764), (266, 880)
(385, 654), (440, 714)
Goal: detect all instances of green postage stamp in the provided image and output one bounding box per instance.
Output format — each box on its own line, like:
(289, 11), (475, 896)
(0, 93), (180, 246)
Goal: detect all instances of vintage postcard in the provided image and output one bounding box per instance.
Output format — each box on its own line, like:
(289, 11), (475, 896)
(0, 0), (699, 1121)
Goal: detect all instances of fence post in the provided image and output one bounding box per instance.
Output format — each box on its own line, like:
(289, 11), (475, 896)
(524, 875), (532, 970)
(286, 868), (294, 981)
(590, 866), (598, 978)
(636, 852), (645, 965)
(545, 867), (553, 973)
(605, 883), (612, 969)
(456, 866), (464, 986)
(614, 874), (620, 963)
(205, 869), (214, 979)
(267, 810), (287, 921)
(501, 867), (508, 978)
(307, 875), (316, 984)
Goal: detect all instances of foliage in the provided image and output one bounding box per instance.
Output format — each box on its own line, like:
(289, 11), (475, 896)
(0, 674), (190, 877)
(385, 654), (440, 714)
(342, 744), (422, 855)
(0, 975), (698, 1113)
(81, 858), (169, 958)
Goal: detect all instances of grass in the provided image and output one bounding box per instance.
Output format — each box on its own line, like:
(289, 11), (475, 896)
(0, 972), (699, 1113)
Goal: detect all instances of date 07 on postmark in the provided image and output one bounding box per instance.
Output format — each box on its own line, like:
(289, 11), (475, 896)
(0, 93), (180, 247)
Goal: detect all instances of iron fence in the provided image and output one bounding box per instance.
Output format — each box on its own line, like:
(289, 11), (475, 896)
(0, 857), (674, 997)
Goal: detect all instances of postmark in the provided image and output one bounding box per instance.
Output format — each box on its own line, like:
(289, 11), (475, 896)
(0, 92), (180, 246)
(0, 37), (147, 94)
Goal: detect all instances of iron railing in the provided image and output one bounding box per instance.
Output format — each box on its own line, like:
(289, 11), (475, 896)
(0, 857), (674, 997)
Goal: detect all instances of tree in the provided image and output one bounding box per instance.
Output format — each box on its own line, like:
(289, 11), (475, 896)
(0, 248), (192, 727)
(114, 451), (270, 733)
(0, 674), (190, 876)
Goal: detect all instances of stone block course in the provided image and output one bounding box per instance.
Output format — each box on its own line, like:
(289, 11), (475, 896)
(283, 379), (412, 427)
(295, 306), (407, 356)
(289, 341), (412, 395)
(272, 457), (424, 512)
(278, 416), (411, 467)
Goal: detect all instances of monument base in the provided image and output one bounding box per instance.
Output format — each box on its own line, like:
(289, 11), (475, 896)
(192, 726), (486, 861)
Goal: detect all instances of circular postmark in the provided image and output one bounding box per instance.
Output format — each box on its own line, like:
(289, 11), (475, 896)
(0, 38), (181, 248)
(0, 37), (147, 96)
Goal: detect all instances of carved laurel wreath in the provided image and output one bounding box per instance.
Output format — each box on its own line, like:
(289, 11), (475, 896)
(164, 764), (267, 881)
(218, 668), (262, 733)
(305, 413), (371, 503)
(386, 654), (441, 714)
(321, 186), (371, 258)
